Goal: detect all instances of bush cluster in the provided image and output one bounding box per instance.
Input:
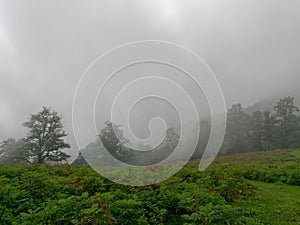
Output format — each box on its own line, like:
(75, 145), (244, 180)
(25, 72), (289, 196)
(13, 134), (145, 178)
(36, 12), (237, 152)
(0, 164), (260, 225)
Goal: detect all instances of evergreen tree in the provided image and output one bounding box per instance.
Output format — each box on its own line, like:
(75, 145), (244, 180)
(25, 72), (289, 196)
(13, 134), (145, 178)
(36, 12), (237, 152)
(72, 151), (88, 165)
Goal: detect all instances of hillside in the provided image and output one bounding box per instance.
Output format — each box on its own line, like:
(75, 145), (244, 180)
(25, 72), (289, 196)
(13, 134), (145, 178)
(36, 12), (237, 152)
(245, 90), (300, 115)
(1, 149), (300, 224)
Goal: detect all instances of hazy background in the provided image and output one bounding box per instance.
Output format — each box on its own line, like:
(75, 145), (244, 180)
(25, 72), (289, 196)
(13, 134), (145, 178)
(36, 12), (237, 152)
(0, 0), (299, 159)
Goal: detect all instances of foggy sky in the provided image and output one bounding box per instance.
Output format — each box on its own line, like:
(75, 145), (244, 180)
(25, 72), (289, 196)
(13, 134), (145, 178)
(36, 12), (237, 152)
(0, 0), (299, 159)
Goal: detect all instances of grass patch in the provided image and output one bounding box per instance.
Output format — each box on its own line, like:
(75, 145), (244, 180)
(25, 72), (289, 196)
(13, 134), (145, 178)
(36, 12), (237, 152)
(238, 180), (300, 224)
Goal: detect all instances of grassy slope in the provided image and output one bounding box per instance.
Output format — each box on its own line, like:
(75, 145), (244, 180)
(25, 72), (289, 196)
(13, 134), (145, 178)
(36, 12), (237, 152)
(245, 181), (300, 225)
(214, 149), (300, 224)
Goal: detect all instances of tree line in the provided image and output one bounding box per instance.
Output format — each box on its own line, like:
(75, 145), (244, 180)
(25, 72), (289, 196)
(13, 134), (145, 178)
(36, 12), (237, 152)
(1, 96), (300, 165)
(76, 96), (300, 165)
(220, 96), (300, 155)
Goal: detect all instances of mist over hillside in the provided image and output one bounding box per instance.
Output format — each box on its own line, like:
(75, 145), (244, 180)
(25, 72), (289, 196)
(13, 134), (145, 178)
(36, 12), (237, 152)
(0, 0), (300, 160)
(245, 89), (300, 115)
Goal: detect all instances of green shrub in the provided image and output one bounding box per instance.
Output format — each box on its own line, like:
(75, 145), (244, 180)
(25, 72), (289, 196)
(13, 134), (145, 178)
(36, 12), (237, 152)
(0, 162), (270, 224)
(19, 192), (116, 225)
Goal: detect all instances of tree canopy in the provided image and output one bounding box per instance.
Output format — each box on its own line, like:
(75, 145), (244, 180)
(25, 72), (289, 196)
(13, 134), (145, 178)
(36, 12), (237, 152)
(22, 107), (70, 164)
(221, 96), (300, 154)
(0, 107), (70, 164)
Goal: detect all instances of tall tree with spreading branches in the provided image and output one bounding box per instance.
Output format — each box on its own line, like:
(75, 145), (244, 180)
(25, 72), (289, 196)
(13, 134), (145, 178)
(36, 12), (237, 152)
(23, 107), (70, 164)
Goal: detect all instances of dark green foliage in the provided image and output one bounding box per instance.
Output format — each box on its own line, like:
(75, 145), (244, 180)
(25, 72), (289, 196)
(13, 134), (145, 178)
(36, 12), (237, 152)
(221, 96), (300, 155)
(243, 163), (300, 186)
(1, 149), (300, 224)
(19, 192), (116, 225)
(72, 151), (88, 166)
(0, 163), (258, 225)
(181, 204), (263, 225)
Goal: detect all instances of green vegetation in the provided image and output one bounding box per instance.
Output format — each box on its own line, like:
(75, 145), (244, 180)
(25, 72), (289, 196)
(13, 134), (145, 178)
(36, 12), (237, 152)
(0, 97), (299, 224)
(0, 107), (70, 164)
(243, 181), (300, 224)
(220, 96), (300, 155)
(0, 149), (299, 224)
(213, 149), (300, 224)
(1, 96), (300, 167)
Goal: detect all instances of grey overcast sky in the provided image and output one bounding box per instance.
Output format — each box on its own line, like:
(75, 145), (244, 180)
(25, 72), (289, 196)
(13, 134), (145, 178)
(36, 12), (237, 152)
(0, 0), (299, 158)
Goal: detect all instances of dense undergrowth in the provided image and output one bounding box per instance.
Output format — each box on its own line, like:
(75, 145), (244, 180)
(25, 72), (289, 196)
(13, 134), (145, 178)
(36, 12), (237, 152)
(0, 149), (299, 224)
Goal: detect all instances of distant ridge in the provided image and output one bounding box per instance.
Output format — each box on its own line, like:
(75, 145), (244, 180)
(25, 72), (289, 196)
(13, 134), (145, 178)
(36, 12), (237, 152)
(244, 90), (300, 115)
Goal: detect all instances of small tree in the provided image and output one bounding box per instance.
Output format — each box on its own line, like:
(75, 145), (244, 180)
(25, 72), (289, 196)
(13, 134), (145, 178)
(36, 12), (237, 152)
(98, 121), (180, 165)
(99, 121), (132, 162)
(274, 96), (299, 124)
(274, 97), (299, 148)
(72, 151), (88, 166)
(261, 111), (276, 150)
(164, 127), (180, 151)
(23, 107), (70, 164)
(251, 111), (264, 151)
(225, 104), (252, 154)
(0, 138), (28, 164)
